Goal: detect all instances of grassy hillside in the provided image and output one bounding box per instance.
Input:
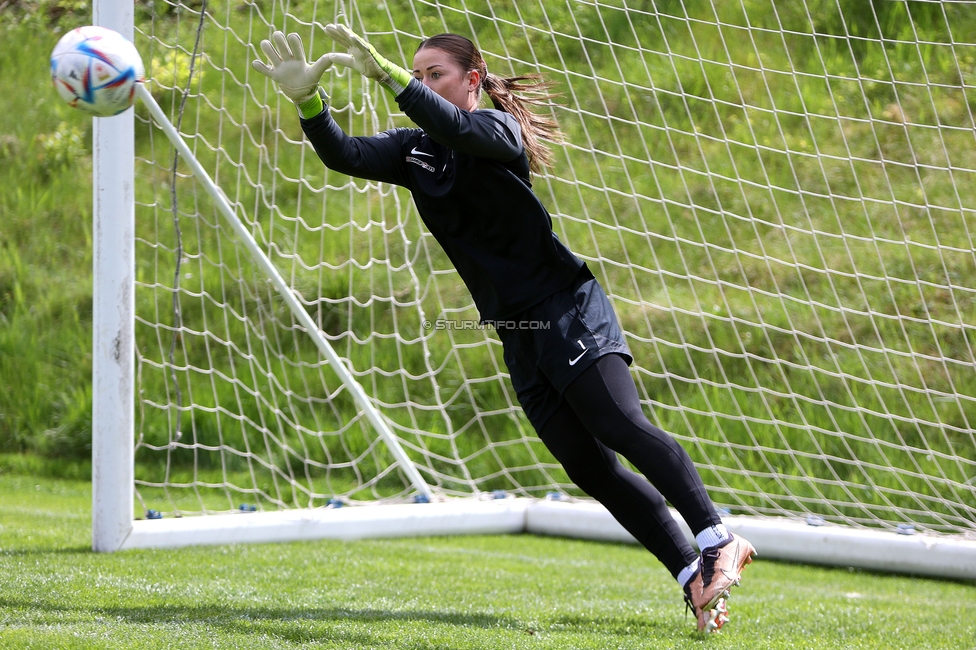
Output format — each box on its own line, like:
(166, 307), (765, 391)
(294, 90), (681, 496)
(2, 1), (975, 532)
(1, 5), (95, 461)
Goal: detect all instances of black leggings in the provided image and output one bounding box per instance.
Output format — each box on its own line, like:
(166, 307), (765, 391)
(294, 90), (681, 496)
(538, 353), (720, 578)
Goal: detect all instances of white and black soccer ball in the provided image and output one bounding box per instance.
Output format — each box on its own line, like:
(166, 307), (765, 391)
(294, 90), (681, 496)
(50, 26), (145, 117)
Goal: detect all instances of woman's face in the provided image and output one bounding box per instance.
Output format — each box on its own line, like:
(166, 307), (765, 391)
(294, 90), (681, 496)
(412, 47), (480, 111)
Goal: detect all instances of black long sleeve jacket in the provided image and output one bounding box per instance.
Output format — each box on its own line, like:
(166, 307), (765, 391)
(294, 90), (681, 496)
(301, 78), (582, 320)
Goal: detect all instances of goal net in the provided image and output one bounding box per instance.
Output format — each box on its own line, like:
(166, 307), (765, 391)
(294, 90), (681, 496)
(94, 0), (976, 571)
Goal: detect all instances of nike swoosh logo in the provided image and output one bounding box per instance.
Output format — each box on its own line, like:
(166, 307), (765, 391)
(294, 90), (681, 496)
(410, 147), (433, 157)
(568, 340), (588, 366)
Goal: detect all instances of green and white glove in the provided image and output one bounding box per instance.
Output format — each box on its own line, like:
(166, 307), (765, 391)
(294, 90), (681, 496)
(252, 31), (335, 117)
(323, 23), (412, 96)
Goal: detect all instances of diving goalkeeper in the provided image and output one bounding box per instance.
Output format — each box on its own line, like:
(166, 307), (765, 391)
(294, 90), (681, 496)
(252, 26), (756, 633)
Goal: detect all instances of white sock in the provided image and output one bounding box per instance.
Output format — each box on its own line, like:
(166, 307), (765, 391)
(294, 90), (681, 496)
(677, 557), (700, 588)
(696, 524), (731, 551)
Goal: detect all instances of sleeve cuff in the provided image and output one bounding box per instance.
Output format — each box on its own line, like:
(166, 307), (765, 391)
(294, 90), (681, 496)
(378, 63), (413, 98)
(296, 88), (326, 119)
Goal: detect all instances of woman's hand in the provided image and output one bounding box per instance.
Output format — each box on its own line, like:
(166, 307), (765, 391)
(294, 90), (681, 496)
(252, 31), (336, 104)
(323, 23), (412, 96)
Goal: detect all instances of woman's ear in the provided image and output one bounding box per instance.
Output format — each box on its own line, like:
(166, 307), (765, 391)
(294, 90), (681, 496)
(468, 69), (481, 92)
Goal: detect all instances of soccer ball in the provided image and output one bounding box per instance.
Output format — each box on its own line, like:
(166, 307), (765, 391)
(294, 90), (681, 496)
(50, 26), (145, 117)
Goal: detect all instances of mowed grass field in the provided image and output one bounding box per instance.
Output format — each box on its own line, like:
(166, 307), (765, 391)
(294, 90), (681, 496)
(1, 467), (974, 650)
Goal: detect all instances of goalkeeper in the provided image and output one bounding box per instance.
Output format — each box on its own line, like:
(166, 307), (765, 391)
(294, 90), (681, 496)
(253, 26), (755, 633)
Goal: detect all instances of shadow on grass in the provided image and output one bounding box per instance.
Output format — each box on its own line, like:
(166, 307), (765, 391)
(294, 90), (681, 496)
(0, 545), (92, 557)
(0, 595), (686, 644)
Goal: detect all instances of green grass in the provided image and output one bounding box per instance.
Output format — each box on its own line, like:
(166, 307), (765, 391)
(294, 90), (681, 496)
(1, 470), (974, 650)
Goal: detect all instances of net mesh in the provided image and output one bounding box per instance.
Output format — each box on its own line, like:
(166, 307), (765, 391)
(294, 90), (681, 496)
(132, 0), (976, 538)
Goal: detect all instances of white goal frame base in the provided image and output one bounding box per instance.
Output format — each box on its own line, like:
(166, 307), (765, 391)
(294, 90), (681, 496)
(120, 499), (976, 581)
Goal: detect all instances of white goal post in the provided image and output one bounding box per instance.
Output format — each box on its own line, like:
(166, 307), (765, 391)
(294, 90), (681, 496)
(92, 0), (976, 579)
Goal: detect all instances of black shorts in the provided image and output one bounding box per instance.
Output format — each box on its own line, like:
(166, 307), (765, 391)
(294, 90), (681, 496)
(494, 266), (632, 432)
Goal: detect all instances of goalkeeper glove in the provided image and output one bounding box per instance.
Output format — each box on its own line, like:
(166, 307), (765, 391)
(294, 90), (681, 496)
(323, 23), (412, 96)
(252, 31), (334, 117)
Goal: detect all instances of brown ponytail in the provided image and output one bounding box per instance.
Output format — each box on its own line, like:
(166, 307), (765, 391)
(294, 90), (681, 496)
(481, 72), (561, 173)
(417, 34), (563, 174)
